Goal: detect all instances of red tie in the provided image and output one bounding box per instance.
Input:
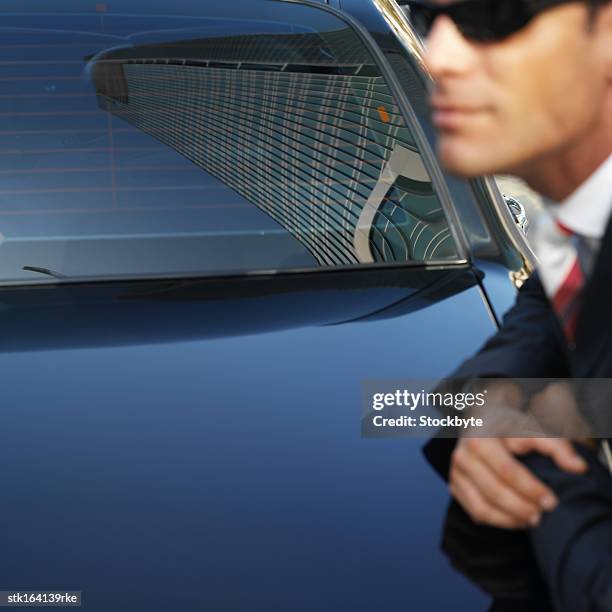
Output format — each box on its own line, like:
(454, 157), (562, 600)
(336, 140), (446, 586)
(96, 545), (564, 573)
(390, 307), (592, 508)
(550, 221), (585, 344)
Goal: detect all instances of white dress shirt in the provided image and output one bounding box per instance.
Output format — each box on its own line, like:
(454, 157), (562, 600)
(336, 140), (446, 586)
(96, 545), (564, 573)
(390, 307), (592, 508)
(554, 153), (612, 240)
(530, 153), (612, 298)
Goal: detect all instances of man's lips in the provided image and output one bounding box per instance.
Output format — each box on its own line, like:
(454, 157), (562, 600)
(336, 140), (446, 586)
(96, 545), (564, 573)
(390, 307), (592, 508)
(430, 101), (491, 130)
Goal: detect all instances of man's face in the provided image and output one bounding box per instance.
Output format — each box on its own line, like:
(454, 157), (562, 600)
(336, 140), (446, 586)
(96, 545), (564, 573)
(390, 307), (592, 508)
(423, 1), (610, 177)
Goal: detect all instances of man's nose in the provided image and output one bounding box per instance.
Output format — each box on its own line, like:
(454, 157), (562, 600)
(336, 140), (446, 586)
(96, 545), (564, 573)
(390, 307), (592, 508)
(424, 15), (478, 80)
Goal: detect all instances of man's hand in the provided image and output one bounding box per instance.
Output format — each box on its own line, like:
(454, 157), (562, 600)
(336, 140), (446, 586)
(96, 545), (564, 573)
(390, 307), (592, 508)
(449, 436), (588, 529)
(448, 381), (590, 529)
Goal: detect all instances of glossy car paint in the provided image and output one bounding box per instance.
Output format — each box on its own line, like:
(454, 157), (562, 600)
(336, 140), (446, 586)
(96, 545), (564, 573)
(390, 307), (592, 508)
(1, 270), (491, 611)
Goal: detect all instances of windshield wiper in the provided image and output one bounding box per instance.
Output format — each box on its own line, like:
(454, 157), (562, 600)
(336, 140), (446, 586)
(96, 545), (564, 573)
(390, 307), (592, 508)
(23, 265), (66, 279)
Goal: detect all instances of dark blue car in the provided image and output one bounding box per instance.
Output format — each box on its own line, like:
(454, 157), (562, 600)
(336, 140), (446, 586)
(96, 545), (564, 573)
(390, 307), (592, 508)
(0, 1), (535, 610)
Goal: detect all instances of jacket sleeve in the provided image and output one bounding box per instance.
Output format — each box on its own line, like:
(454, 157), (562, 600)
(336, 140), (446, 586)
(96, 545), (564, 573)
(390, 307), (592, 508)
(450, 272), (569, 380)
(423, 272), (571, 481)
(523, 447), (612, 612)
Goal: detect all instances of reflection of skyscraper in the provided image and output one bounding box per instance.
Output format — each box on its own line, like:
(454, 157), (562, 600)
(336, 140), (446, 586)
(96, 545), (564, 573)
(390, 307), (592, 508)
(91, 31), (456, 265)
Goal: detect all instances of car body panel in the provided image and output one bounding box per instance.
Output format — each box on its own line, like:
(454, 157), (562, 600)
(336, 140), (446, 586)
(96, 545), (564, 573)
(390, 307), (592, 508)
(0, 274), (492, 611)
(474, 259), (520, 324)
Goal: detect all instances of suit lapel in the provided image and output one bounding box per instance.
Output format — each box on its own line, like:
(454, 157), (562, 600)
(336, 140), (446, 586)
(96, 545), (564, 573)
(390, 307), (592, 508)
(572, 204), (612, 376)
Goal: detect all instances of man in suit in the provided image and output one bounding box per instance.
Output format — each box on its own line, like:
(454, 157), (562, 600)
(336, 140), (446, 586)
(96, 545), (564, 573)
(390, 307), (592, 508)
(403, 0), (612, 609)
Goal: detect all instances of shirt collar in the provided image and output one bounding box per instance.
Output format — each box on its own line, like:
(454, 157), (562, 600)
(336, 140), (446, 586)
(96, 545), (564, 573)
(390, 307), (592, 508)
(550, 153), (612, 240)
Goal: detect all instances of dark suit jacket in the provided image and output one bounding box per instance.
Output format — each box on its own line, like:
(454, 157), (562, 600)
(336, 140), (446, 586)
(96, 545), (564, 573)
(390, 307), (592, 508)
(423, 209), (612, 611)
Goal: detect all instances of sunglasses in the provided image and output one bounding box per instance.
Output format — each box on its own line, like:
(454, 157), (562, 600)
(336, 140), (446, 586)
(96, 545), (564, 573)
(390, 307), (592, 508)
(401, 0), (579, 42)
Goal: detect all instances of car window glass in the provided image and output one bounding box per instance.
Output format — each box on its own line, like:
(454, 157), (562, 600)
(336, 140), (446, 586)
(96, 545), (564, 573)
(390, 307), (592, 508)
(0, 0), (460, 283)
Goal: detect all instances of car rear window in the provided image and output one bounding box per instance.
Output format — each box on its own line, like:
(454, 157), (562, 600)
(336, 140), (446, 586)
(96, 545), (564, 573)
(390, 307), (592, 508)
(0, 0), (460, 284)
